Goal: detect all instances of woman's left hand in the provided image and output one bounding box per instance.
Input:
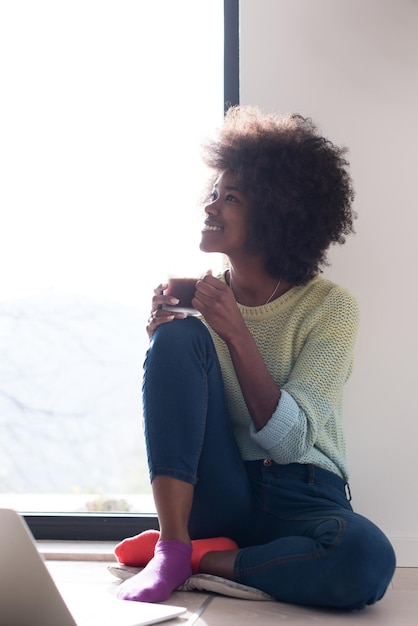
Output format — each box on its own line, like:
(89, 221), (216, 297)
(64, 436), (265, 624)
(192, 273), (246, 343)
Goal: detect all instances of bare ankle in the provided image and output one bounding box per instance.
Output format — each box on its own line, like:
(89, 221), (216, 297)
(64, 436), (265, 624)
(159, 533), (191, 547)
(198, 549), (238, 579)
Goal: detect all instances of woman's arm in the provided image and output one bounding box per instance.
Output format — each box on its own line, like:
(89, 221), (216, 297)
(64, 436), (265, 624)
(194, 274), (281, 430)
(248, 286), (359, 464)
(224, 324), (281, 431)
(195, 275), (359, 462)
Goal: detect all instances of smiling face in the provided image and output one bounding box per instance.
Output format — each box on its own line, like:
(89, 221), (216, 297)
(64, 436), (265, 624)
(200, 170), (253, 259)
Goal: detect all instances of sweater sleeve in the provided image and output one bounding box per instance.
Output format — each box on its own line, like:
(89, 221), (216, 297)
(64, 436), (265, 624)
(249, 286), (359, 464)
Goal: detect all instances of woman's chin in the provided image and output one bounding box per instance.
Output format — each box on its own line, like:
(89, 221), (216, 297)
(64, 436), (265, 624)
(199, 239), (217, 253)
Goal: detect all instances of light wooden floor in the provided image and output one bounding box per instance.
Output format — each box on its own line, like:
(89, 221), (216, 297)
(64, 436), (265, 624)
(45, 554), (418, 626)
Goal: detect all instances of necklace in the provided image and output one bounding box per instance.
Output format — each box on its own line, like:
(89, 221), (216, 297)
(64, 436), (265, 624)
(229, 272), (282, 305)
(265, 278), (282, 304)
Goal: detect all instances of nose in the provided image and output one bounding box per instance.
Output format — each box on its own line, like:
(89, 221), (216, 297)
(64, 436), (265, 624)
(204, 197), (220, 216)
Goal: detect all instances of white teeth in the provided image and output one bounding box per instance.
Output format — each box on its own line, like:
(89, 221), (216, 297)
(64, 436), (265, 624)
(203, 225), (222, 231)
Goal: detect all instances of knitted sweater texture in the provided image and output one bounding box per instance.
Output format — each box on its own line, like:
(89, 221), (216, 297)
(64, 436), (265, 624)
(204, 275), (359, 481)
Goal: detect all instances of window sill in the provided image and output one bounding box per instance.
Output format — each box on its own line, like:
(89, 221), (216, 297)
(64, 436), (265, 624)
(38, 541), (117, 562)
(25, 512), (159, 541)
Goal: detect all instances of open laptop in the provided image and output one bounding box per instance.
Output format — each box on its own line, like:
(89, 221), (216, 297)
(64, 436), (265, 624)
(0, 508), (186, 626)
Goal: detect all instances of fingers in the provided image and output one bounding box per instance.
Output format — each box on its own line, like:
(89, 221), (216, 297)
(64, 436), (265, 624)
(146, 283), (187, 338)
(146, 309), (175, 339)
(195, 273), (231, 304)
(151, 283), (168, 311)
(150, 283), (181, 313)
(196, 273), (223, 292)
(146, 309), (171, 330)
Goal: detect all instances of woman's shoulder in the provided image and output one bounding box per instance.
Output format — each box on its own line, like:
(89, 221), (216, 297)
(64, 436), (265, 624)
(301, 275), (358, 303)
(301, 276), (360, 326)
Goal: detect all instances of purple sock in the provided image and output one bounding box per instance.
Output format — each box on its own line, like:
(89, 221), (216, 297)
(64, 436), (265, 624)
(116, 539), (192, 603)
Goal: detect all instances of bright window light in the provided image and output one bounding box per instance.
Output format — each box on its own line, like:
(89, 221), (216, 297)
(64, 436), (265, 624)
(0, 0), (224, 513)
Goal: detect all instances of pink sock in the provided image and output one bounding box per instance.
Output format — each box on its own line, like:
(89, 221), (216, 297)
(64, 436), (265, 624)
(116, 540), (192, 603)
(114, 529), (160, 567)
(190, 537), (239, 573)
(114, 531), (238, 573)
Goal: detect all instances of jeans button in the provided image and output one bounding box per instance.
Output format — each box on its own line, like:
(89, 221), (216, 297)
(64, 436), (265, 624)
(263, 459), (272, 467)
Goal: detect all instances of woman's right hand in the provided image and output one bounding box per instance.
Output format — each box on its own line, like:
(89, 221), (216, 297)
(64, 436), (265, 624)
(146, 283), (187, 339)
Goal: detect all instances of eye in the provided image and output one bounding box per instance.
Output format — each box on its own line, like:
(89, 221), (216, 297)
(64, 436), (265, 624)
(225, 193), (238, 202)
(209, 189), (218, 202)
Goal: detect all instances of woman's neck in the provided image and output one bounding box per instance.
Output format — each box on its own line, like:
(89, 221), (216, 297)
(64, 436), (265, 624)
(227, 263), (289, 306)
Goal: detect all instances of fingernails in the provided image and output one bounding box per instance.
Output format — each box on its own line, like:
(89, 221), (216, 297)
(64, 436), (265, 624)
(169, 297), (179, 304)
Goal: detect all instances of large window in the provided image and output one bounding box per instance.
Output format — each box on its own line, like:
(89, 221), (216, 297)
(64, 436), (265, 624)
(0, 0), (238, 538)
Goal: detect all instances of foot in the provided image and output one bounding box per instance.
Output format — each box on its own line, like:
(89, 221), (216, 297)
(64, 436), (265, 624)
(114, 529), (160, 567)
(116, 539), (192, 603)
(114, 530), (238, 573)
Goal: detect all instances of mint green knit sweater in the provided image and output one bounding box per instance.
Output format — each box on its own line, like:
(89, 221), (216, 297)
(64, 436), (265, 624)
(204, 275), (359, 481)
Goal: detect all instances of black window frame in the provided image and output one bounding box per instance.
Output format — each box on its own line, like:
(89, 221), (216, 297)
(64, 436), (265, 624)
(25, 0), (239, 542)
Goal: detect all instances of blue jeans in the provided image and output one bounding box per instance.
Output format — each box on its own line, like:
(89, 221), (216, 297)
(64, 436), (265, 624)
(143, 317), (396, 610)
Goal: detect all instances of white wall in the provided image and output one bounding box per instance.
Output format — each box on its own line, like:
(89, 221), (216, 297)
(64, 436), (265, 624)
(240, 0), (418, 566)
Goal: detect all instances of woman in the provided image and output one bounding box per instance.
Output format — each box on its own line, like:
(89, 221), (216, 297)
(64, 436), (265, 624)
(115, 106), (396, 610)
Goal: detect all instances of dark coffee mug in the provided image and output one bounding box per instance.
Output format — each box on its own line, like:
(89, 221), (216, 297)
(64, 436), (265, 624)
(164, 277), (198, 312)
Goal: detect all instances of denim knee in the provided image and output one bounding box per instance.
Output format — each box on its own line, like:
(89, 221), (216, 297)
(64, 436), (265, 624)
(151, 316), (210, 356)
(331, 520), (396, 610)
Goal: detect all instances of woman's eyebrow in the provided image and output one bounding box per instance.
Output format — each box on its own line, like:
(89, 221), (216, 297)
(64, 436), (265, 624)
(212, 182), (242, 193)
